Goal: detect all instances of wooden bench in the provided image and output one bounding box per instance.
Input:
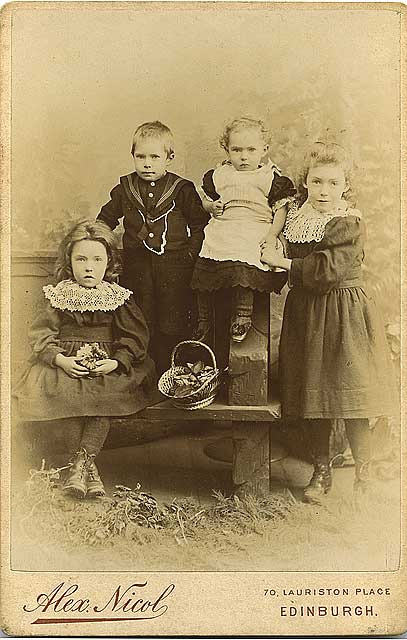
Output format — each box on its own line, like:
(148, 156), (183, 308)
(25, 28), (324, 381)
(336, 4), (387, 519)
(12, 253), (294, 496)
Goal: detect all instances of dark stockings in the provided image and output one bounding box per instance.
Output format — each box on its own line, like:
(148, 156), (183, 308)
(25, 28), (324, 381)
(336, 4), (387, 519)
(197, 287), (254, 322)
(63, 416), (111, 457)
(345, 418), (371, 481)
(305, 419), (332, 465)
(234, 286), (254, 320)
(197, 291), (212, 323)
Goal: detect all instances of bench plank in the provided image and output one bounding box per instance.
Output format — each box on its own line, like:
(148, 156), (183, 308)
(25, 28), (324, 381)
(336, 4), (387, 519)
(143, 399), (281, 422)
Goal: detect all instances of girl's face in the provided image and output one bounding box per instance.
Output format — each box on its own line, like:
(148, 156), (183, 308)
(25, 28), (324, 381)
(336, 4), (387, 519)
(71, 240), (108, 288)
(304, 164), (347, 213)
(226, 128), (269, 172)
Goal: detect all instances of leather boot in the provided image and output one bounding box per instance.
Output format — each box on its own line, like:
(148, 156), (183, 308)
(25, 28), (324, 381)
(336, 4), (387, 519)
(86, 456), (106, 498)
(63, 449), (88, 498)
(303, 463), (332, 504)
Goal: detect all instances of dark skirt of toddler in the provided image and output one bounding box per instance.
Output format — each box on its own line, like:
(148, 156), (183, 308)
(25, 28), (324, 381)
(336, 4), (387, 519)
(191, 257), (287, 293)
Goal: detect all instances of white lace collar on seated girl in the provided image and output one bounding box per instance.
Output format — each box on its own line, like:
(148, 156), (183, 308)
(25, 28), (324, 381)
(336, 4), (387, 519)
(43, 280), (132, 312)
(283, 199), (362, 244)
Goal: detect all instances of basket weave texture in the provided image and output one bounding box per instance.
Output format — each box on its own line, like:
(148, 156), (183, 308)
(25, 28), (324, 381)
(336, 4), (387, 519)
(158, 340), (222, 410)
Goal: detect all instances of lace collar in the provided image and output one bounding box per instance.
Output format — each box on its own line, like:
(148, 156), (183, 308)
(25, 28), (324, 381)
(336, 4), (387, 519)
(283, 200), (361, 243)
(43, 280), (132, 312)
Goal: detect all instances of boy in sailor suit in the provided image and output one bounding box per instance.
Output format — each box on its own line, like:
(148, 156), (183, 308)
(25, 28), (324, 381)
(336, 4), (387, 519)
(97, 121), (209, 372)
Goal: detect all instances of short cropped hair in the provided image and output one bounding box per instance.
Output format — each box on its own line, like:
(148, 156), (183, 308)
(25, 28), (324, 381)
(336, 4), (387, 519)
(54, 219), (122, 283)
(219, 116), (270, 151)
(131, 121), (175, 158)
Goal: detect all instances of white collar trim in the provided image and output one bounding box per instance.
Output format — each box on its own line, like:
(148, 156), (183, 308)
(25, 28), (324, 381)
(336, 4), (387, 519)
(283, 200), (361, 243)
(43, 280), (132, 312)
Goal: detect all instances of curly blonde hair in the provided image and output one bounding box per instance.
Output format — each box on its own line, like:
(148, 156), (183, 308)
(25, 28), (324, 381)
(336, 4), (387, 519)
(54, 219), (122, 284)
(297, 141), (355, 206)
(219, 116), (270, 151)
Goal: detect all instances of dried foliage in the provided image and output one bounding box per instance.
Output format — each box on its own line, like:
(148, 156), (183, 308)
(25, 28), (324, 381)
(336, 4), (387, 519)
(14, 458), (400, 574)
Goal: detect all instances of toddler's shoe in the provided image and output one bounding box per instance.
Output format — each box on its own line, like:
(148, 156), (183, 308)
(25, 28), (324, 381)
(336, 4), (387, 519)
(230, 316), (252, 342)
(86, 457), (106, 498)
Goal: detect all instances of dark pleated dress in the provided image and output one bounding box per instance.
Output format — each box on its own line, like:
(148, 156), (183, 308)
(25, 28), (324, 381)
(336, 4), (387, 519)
(13, 293), (156, 422)
(279, 215), (397, 420)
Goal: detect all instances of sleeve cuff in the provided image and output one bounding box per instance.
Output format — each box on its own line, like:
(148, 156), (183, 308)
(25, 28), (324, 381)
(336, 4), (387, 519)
(271, 196), (295, 215)
(43, 347), (66, 367)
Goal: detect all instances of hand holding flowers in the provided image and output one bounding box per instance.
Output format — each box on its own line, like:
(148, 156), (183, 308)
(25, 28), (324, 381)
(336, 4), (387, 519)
(56, 343), (118, 378)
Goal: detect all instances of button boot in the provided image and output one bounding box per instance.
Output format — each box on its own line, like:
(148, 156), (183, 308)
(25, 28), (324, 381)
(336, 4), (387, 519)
(86, 456), (106, 498)
(63, 449), (88, 499)
(303, 463), (332, 504)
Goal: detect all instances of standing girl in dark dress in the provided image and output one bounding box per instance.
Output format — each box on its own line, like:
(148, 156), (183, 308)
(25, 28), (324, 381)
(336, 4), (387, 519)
(260, 142), (396, 504)
(14, 220), (155, 499)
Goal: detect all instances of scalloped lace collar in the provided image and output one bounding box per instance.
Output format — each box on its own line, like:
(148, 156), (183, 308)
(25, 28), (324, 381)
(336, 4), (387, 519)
(283, 200), (361, 243)
(43, 280), (132, 312)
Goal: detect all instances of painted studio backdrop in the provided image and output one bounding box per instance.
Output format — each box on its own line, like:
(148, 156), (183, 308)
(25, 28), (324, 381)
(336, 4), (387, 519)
(11, 5), (400, 374)
(6, 3), (403, 583)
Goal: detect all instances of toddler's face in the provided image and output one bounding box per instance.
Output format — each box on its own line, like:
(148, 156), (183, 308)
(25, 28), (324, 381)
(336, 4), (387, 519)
(71, 240), (108, 288)
(132, 138), (172, 181)
(226, 128), (268, 172)
(304, 164), (347, 213)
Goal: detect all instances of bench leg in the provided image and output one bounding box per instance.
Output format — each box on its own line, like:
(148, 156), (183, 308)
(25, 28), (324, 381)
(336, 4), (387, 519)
(232, 422), (271, 497)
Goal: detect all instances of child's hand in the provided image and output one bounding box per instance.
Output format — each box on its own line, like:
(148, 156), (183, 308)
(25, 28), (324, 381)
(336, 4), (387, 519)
(210, 199), (224, 218)
(261, 245), (290, 271)
(90, 359), (119, 376)
(261, 233), (280, 250)
(55, 354), (89, 378)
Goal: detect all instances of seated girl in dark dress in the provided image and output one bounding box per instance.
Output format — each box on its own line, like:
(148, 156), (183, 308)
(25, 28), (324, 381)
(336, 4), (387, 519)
(14, 220), (155, 499)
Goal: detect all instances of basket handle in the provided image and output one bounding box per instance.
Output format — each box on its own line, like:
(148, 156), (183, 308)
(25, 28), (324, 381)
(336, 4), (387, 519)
(170, 340), (217, 369)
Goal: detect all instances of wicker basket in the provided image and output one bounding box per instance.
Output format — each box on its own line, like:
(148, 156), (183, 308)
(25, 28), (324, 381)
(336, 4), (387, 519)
(158, 340), (222, 410)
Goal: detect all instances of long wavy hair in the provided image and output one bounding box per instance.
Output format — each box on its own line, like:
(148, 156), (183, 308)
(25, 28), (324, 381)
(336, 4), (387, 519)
(297, 141), (355, 207)
(54, 219), (122, 284)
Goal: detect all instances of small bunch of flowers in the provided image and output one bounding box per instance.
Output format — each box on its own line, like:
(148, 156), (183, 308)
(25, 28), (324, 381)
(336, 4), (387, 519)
(75, 343), (108, 370)
(169, 360), (216, 398)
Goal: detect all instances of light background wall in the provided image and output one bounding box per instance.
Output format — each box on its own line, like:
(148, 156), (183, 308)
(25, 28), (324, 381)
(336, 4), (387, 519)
(10, 3), (401, 317)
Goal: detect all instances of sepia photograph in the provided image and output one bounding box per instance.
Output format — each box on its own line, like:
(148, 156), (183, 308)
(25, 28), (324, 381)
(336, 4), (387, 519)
(1, 1), (406, 636)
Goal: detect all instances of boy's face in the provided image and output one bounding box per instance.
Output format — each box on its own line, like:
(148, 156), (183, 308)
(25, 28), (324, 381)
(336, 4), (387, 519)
(71, 240), (108, 288)
(304, 164), (347, 213)
(132, 138), (172, 181)
(226, 128), (268, 172)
